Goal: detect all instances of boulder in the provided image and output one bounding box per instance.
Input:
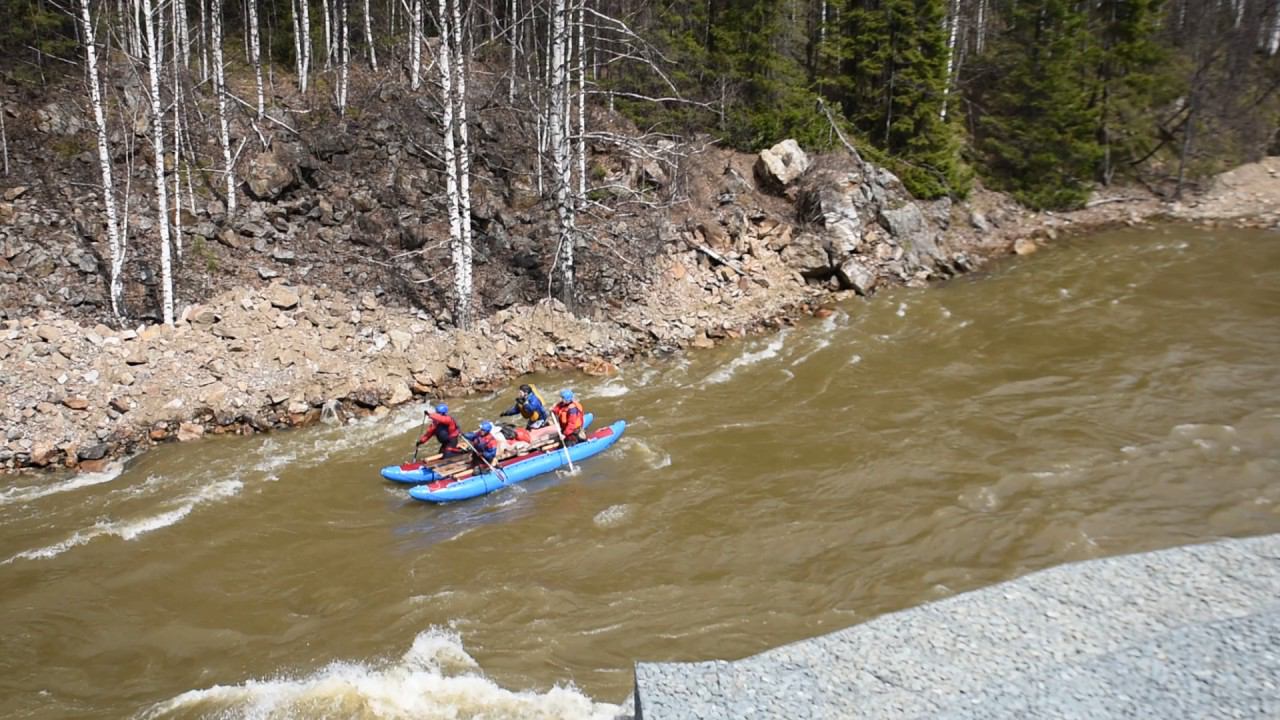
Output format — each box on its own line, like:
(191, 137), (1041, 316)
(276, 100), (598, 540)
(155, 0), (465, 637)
(267, 285), (300, 310)
(388, 330), (412, 353)
(879, 204), (942, 269)
(176, 422), (205, 442)
(242, 151), (297, 200)
(754, 139), (811, 194)
(77, 443), (109, 461)
(836, 257), (878, 295)
(386, 382), (412, 406)
(779, 233), (832, 275)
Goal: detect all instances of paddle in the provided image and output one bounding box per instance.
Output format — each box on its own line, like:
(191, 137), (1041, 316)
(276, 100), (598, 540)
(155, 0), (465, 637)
(548, 412), (578, 474)
(458, 435), (509, 483)
(411, 410), (429, 461)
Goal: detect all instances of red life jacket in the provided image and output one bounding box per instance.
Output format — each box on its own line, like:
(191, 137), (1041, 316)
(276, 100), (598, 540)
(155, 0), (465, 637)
(554, 400), (585, 435)
(423, 412), (459, 445)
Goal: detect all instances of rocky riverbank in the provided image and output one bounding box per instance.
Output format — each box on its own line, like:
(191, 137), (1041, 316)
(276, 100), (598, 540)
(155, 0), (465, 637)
(3, 139), (1278, 474)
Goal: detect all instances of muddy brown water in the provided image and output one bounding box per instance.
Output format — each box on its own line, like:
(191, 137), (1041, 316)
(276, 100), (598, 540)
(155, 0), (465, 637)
(2, 226), (1278, 719)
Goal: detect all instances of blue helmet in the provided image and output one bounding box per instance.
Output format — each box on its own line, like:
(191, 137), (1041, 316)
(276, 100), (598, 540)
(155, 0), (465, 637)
(479, 421), (493, 433)
(435, 404), (449, 414)
(560, 389), (574, 401)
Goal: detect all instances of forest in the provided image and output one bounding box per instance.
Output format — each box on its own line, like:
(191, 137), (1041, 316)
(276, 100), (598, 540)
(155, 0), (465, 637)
(0, 0), (1277, 328)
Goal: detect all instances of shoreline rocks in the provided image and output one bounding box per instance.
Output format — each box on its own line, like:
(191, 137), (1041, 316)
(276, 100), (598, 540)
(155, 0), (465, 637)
(3, 152), (1277, 475)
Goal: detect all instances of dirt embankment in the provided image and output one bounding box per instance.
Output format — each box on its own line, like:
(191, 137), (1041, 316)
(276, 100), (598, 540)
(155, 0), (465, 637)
(1, 68), (1277, 473)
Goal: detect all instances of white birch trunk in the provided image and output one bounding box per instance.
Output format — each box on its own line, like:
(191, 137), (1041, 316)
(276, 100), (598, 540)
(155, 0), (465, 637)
(247, 0), (265, 118)
(300, 0), (312, 93)
(436, 0), (471, 328)
(1269, 8), (1280, 55)
(172, 0), (184, 260)
(575, 0), (585, 203)
(175, 0), (190, 70)
(337, 0), (349, 113)
(941, 0), (959, 120)
(508, 0), (517, 103)
(292, 0), (304, 85)
(323, 0), (334, 69)
(549, 0), (574, 305)
(81, 0), (127, 321)
(211, 0), (236, 215)
(198, 0), (209, 82)
(450, 0), (473, 291)
(132, 0), (144, 59)
(140, 0), (175, 325)
(410, 0), (422, 90)
(975, 0), (986, 53)
(363, 0), (377, 69)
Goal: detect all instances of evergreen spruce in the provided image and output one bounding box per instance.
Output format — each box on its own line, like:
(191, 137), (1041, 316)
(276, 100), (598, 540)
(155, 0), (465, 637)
(828, 0), (970, 198)
(974, 0), (1102, 209)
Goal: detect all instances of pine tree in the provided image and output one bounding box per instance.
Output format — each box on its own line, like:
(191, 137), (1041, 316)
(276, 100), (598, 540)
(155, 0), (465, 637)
(973, 0), (1102, 209)
(830, 0), (970, 197)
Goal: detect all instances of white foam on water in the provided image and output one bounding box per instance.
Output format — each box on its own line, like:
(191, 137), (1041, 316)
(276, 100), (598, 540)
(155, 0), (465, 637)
(626, 439), (671, 470)
(593, 378), (630, 398)
(0, 461), (125, 506)
(139, 628), (622, 720)
(592, 504), (630, 528)
(849, 354), (863, 365)
(3, 479), (243, 565)
(702, 333), (787, 386)
(896, 302), (907, 317)
(790, 337), (831, 367)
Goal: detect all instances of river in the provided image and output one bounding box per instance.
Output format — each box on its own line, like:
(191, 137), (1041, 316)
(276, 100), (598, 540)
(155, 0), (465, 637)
(2, 225), (1278, 719)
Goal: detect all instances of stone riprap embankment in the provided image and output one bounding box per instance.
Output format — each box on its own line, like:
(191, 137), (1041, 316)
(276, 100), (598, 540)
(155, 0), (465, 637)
(632, 534), (1280, 719)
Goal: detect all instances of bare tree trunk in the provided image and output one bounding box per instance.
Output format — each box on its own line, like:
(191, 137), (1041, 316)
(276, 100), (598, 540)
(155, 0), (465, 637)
(1269, 7), (1280, 55)
(300, 0), (312, 92)
(508, 0), (517, 103)
(80, 0), (127, 321)
(363, 0), (377, 69)
(322, 0), (334, 69)
(0, 95), (8, 176)
(941, 0), (960, 120)
(575, 0), (586, 202)
(975, 0), (986, 53)
(437, 0), (472, 328)
(247, 0), (265, 118)
(548, 0), (574, 305)
(140, 0), (175, 325)
(198, 0), (210, 82)
(292, 0), (304, 85)
(172, 0), (185, 260)
(211, 0), (236, 215)
(336, 0), (349, 113)
(175, 0), (191, 70)
(410, 0), (422, 90)
(449, 0), (473, 304)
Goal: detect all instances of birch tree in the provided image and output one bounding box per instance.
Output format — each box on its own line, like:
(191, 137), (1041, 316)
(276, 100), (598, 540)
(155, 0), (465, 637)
(547, 0), (575, 305)
(337, 0), (350, 113)
(437, 0), (474, 327)
(140, 0), (175, 324)
(297, 0), (312, 92)
(247, 0), (265, 118)
(211, 0), (236, 215)
(410, 0), (422, 90)
(363, 0), (377, 69)
(322, 0), (334, 68)
(80, 0), (127, 321)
